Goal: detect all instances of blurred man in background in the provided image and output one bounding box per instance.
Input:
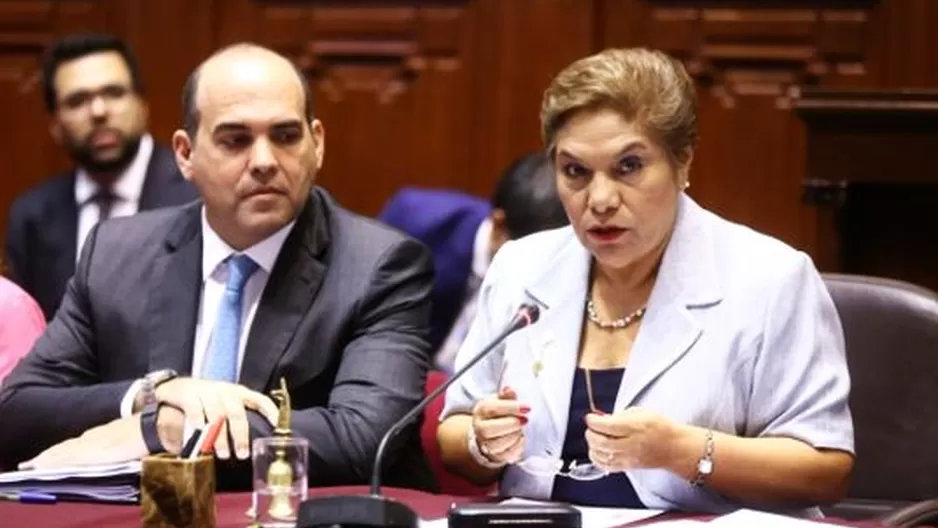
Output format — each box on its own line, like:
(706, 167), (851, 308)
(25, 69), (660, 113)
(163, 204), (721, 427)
(380, 152), (569, 371)
(4, 32), (196, 320)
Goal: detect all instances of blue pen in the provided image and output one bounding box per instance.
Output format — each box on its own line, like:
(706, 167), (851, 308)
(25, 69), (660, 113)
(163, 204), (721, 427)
(0, 491), (57, 504)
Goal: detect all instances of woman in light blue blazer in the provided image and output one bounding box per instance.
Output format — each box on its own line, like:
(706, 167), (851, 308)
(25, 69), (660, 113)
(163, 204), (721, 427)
(437, 47), (854, 515)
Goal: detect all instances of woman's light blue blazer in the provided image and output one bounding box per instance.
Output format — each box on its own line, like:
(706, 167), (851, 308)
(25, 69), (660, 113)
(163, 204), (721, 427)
(440, 194), (855, 514)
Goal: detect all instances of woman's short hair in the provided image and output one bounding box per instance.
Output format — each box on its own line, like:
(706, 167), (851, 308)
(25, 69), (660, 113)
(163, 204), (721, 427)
(540, 47), (698, 165)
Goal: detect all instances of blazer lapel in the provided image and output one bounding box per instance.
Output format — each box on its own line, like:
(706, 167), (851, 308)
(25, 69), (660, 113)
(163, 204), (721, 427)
(239, 193), (329, 391)
(47, 181), (78, 280)
(139, 145), (186, 210)
(615, 195), (722, 409)
(147, 204), (203, 374)
(522, 232), (591, 442)
(138, 145), (165, 210)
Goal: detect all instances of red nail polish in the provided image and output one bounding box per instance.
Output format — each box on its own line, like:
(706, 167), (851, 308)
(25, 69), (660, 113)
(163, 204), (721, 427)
(519, 416), (529, 425)
(519, 405), (531, 414)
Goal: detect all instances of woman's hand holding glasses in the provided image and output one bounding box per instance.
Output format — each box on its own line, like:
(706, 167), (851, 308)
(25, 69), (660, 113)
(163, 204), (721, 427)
(470, 386), (530, 466)
(585, 407), (679, 472)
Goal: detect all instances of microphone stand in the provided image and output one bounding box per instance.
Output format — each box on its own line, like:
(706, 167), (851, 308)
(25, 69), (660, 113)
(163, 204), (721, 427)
(297, 305), (540, 528)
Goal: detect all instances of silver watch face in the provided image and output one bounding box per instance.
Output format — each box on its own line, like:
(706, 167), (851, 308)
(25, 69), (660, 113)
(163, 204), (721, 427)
(147, 369), (177, 385)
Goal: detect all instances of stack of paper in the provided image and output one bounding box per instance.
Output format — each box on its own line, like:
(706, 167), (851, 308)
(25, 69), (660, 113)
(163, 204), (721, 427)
(0, 461), (141, 503)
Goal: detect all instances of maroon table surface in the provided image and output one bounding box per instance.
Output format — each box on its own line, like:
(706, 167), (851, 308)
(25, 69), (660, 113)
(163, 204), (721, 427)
(0, 486), (889, 527)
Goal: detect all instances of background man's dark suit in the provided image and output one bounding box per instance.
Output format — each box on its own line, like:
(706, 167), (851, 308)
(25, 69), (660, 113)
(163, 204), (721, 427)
(0, 187), (437, 492)
(3, 144), (197, 320)
(379, 188), (490, 353)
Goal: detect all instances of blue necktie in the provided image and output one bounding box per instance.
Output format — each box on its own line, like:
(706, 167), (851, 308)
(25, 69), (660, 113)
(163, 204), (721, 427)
(201, 254), (259, 382)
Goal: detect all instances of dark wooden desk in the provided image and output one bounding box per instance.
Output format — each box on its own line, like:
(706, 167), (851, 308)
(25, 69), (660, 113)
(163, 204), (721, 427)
(0, 486), (890, 527)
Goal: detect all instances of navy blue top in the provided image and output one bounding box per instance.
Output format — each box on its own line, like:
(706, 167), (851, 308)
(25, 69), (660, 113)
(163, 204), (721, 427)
(549, 367), (645, 508)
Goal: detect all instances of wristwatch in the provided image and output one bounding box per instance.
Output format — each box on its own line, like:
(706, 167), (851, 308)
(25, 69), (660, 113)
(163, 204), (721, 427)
(140, 402), (166, 454)
(140, 368), (178, 408)
(138, 369), (176, 455)
(691, 429), (714, 487)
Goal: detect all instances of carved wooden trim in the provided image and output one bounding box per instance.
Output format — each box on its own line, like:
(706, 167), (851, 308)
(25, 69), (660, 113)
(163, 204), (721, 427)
(640, 0), (879, 108)
(795, 88), (938, 202)
(255, 0), (466, 4)
(793, 87), (938, 114)
(0, 1), (57, 93)
(256, 2), (466, 103)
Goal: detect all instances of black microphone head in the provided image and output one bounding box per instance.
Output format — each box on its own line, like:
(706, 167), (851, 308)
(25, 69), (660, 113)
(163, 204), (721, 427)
(515, 303), (541, 328)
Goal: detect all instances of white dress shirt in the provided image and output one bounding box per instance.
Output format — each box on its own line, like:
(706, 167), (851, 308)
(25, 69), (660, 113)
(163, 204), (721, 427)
(434, 217), (492, 372)
(119, 209), (295, 417)
(74, 134), (154, 260)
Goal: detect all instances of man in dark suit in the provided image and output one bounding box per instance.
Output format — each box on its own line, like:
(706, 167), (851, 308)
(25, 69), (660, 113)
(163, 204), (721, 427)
(4, 33), (196, 320)
(0, 42), (436, 492)
(379, 153), (568, 371)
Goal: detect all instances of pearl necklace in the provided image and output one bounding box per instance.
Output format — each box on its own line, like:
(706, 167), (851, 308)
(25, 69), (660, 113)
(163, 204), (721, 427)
(586, 300), (646, 329)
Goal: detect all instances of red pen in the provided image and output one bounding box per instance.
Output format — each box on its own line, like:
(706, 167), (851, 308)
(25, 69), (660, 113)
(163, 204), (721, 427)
(189, 418), (224, 459)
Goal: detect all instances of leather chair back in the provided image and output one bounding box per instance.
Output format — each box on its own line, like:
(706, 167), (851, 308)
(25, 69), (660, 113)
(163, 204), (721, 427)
(824, 273), (938, 501)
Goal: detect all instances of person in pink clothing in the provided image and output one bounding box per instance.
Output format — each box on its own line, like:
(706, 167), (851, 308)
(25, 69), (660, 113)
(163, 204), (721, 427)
(0, 262), (46, 381)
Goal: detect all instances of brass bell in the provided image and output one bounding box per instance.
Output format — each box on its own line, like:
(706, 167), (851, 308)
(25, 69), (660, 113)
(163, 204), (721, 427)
(266, 448), (295, 520)
(266, 378), (296, 520)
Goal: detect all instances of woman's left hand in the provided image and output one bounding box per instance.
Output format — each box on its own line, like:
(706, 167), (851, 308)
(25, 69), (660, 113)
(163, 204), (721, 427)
(584, 407), (681, 472)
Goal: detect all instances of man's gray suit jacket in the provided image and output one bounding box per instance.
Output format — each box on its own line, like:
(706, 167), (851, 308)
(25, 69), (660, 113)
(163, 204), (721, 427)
(0, 187), (438, 492)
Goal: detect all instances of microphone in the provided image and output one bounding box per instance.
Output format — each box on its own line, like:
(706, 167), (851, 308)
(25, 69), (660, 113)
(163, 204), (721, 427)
(297, 303), (541, 528)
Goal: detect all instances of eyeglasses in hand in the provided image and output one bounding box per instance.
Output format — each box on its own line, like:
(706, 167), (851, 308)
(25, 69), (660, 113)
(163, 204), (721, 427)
(505, 364), (617, 481)
(515, 456), (609, 481)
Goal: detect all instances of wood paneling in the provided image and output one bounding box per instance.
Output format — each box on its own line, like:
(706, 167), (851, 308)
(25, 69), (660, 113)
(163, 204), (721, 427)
(795, 88), (938, 289)
(216, 0), (475, 215)
(0, 0), (936, 285)
(0, 0), (109, 244)
(601, 0), (881, 255)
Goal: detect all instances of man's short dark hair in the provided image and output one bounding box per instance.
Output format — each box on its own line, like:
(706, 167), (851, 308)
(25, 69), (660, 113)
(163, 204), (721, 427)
(492, 152), (569, 239)
(181, 44), (314, 138)
(41, 32), (144, 113)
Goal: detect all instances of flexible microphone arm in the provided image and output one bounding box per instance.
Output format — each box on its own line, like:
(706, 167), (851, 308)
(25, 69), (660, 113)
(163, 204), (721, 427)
(369, 303), (541, 496)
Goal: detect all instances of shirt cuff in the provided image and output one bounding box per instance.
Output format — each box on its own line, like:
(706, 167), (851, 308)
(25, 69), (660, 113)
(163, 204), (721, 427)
(120, 379), (144, 417)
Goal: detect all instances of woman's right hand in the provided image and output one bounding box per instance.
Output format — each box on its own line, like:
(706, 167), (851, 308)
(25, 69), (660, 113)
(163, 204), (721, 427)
(470, 386), (530, 465)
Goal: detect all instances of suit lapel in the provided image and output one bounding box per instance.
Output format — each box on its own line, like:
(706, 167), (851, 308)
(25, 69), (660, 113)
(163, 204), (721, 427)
(139, 145), (193, 210)
(615, 195), (722, 409)
(239, 192), (329, 391)
(147, 204), (203, 374)
(48, 178), (79, 275)
(138, 144), (167, 210)
(522, 232), (591, 441)
(614, 293), (702, 409)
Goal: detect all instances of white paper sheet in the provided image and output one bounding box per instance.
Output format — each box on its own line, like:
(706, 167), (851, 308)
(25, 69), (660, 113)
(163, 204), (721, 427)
(0, 461), (141, 503)
(709, 509), (842, 527)
(0, 461), (141, 483)
(641, 521), (709, 527)
(500, 497), (664, 527)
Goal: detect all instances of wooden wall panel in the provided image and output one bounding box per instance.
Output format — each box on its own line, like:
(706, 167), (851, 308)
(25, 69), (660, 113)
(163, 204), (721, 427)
(0, 0), (936, 281)
(868, 0), (938, 87)
(601, 0), (880, 256)
(0, 0), (111, 245)
(464, 0), (594, 198)
(214, 0), (475, 215)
